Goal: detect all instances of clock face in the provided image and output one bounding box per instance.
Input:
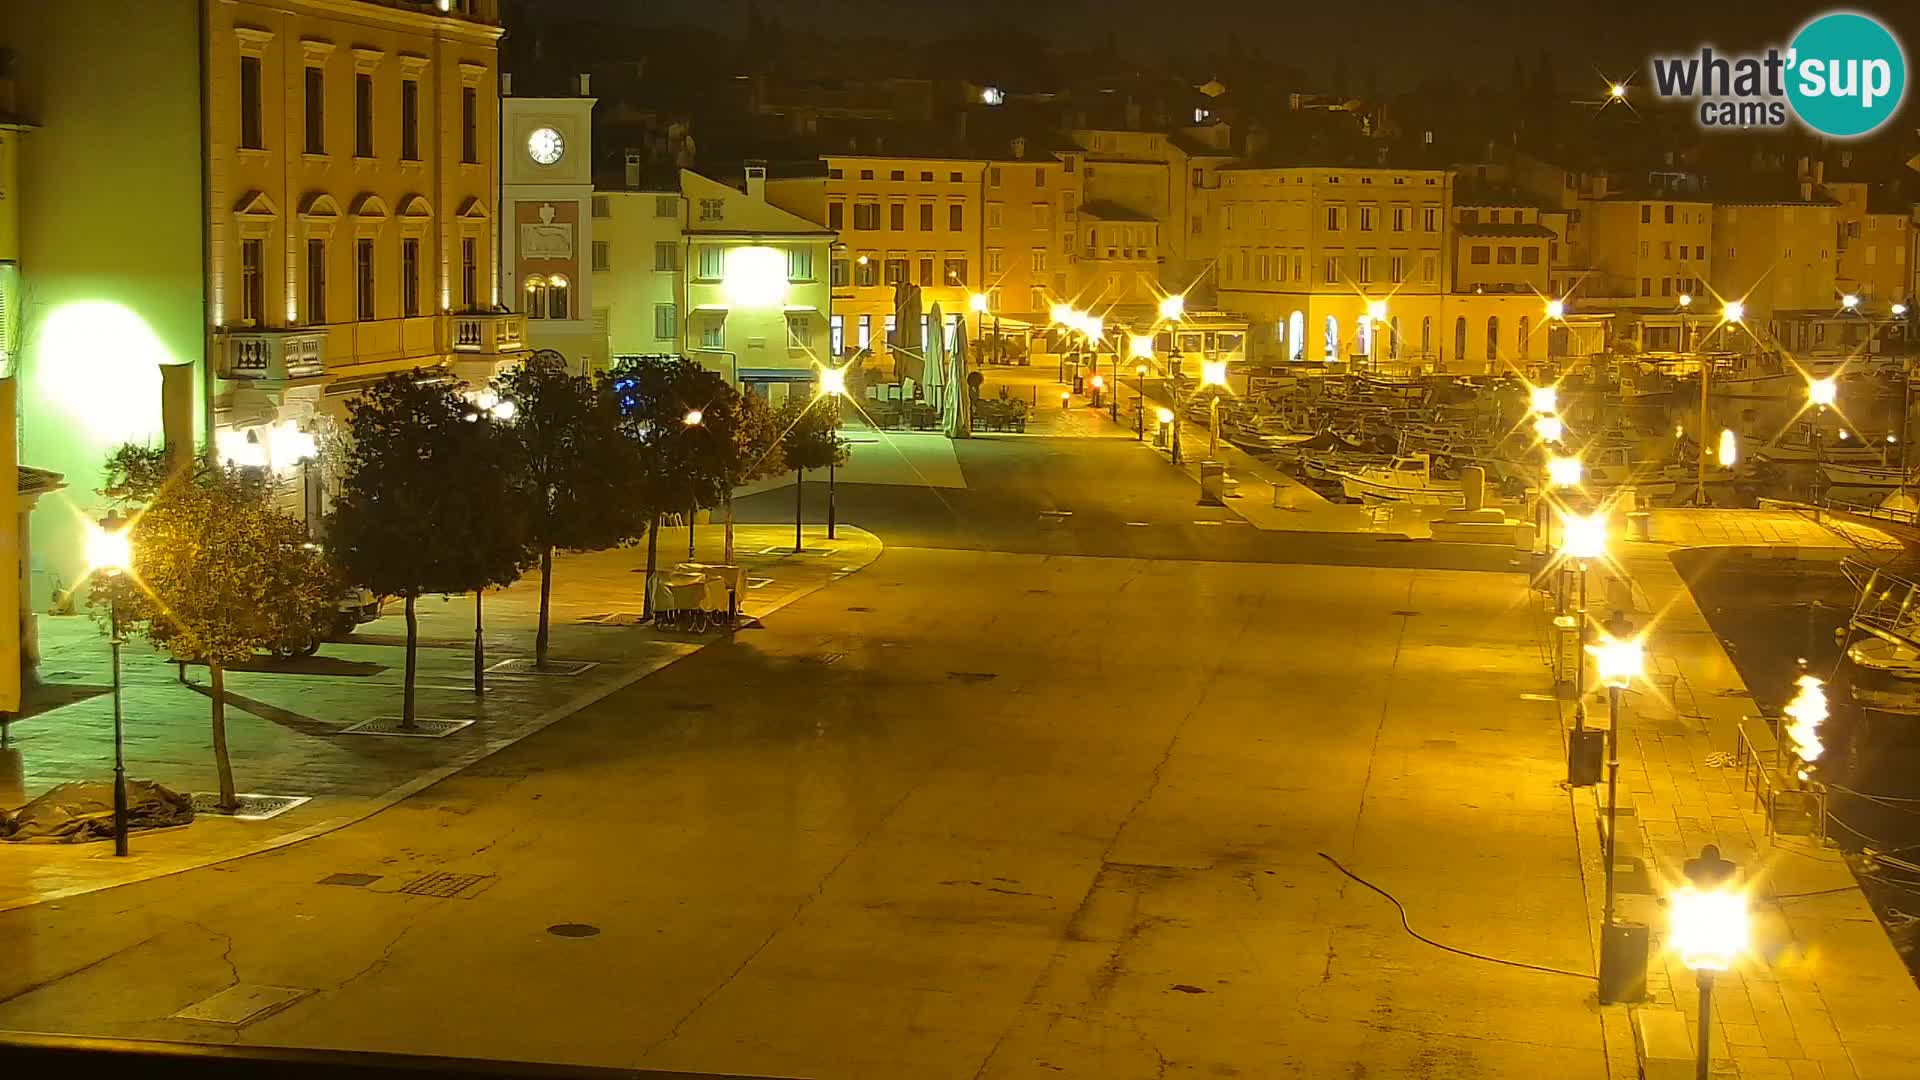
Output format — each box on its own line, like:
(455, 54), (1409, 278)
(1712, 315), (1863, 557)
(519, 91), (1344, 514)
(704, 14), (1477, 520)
(528, 127), (565, 166)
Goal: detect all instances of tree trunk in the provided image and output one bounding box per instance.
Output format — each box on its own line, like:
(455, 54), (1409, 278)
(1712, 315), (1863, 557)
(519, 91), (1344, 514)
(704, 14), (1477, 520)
(723, 487), (736, 565)
(535, 543), (554, 669)
(473, 590), (485, 694)
(794, 468), (804, 552)
(210, 661), (238, 811)
(402, 593), (419, 730)
(643, 514), (661, 619)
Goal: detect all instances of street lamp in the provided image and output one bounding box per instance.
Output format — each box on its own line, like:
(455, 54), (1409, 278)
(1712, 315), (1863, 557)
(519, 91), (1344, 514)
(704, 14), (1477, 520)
(1201, 359), (1228, 460)
(1841, 293), (1860, 312)
(1560, 510), (1607, 734)
(1158, 293), (1186, 321)
(1546, 298), (1567, 320)
(1671, 845), (1745, 1080)
(1547, 454), (1583, 489)
(1587, 631), (1644, 1002)
(1533, 414), (1565, 444)
(818, 366), (847, 540)
(1809, 376), (1836, 515)
(1722, 300), (1745, 324)
(1895, 302), (1910, 318)
(85, 512), (134, 857)
(1609, 82), (1627, 99)
(1678, 293), (1693, 309)
(682, 409), (706, 556)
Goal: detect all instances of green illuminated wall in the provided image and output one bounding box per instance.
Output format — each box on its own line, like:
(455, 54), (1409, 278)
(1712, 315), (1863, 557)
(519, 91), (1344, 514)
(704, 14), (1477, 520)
(1, 0), (205, 604)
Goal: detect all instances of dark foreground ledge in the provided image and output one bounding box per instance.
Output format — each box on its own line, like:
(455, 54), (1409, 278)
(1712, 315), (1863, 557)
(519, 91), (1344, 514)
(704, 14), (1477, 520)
(0, 1032), (807, 1080)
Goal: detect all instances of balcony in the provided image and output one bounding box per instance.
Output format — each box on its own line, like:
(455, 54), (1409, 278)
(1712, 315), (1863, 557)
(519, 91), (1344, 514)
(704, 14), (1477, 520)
(217, 328), (326, 383)
(450, 312), (528, 356)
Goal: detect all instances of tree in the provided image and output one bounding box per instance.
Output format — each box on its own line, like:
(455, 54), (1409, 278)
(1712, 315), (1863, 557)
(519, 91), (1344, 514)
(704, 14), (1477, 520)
(92, 449), (337, 810)
(724, 390), (785, 564)
(775, 395), (848, 552)
(494, 351), (644, 667)
(330, 375), (530, 725)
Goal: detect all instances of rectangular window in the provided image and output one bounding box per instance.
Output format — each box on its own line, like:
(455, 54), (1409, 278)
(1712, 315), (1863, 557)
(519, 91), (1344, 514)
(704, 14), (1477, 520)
(306, 239), (328, 323)
(655, 303), (677, 341)
(1031, 248), (1047, 272)
(919, 203), (934, 230)
(654, 241), (676, 272)
(1496, 247), (1516, 265)
(830, 314), (845, 355)
(461, 87), (478, 163)
(1422, 207), (1438, 232)
(1420, 253), (1436, 283)
(656, 196), (678, 218)
(853, 203), (879, 230)
(355, 73), (374, 158)
(1325, 206), (1343, 231)
(1661, 277), (1672, 296)
(241, 57), (264, 149)
(949, 204), (964, 231)
(699, 198), (724, 223)
(1389, 256), (1404, 283)
(1392, 207), (1407, 232)
(400, 79), (420, 161)
(918, 256), (933, 285)
(830, 258), (849, 287)
(1641, 205), (1651, 224)
(884, 256), (908, 285)
(944, 258), (967, 286)
(460, 237), (476, 310)
(1323, 257), (1340, 283)
(304, 67), (326, 154)
(884, 315), (896, 345)
(591, 195), (610, 218)
(828, 202), (844, 229)
(401, 238), (421, 316)
(697, 246), (725, 280)
(855, 256), (878, 287)
(985, 249), (1004, 275)
(890, 169), (905, 181)
(787, 313), (811, 348)
(1036, 203), (1053, 228)
(1662, 241), (1672, 259)
(986, 203), (1003, 229)
(1470, 246), (1490, 265)
(919, 171), (933, 182)
(787, 247), (814, 281)
(1641, 277), (1652, 296)
(591, 240), (610, 274)
(355, 239), (375, 320)
(1359, 206), (1375, 232)
(1488, 210), (1501, 224)
(1356, 256), (1372, 283)
(240, 239), (264, 324)
(890, 203), (905, 230)
(1520, 246), (1540, 265)
(1695, 245), (1706, 260)
(1664, 204), (1675, 224)
(1030, 287), (1046, 311)
(857, 314), (871, 349)
(700, 321), (724, 349)
(988, 166), (1001, 187)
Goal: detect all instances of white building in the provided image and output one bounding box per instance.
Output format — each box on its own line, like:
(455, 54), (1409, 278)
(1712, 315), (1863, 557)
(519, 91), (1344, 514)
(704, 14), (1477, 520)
(596, 154), (683, 360)
(500, 83), (598, 370)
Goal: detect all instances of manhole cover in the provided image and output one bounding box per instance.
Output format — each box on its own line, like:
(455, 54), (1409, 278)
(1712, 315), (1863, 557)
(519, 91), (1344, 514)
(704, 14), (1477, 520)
(486, 659), (596, 676)
(948, 671), (998, 684)
(397, 872), (495, 899)
(547, 923), (601, 938)
(173, 984), (309, 1025)
(317, 873), (381, 887)
(341, 716), (474, 739)
(190, 793), (311, 821)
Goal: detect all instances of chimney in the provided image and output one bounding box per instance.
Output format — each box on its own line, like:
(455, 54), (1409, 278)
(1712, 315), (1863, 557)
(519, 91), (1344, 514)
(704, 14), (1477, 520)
(577, 72), (591, 96)
(1814, 160), (1825, 186)
(1011, 136), (1027, 160)
(1799, 179), (1813, 202)
(1796, 154), (1810, 181)
(625, 150), (643, 190)
(744, 160), (767, 201)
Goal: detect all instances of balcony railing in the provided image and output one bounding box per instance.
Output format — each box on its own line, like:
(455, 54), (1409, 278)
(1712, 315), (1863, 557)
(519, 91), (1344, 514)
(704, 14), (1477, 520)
(451, 312), (528, 355)
(218, 328), (326, 382)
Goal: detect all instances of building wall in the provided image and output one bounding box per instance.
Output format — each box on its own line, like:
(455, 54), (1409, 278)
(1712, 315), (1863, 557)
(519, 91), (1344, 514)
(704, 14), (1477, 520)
(981, 156), (1070, 320)
(1450, 204), (1552, 295)
(502, 94), (595, 367)
(1585, 199), (1712, 305)
(594, 189), (682, 357)
(2, 0), (207, 604)
(1711, 202), (1837, 321)
(1829, 183), (1910, 305)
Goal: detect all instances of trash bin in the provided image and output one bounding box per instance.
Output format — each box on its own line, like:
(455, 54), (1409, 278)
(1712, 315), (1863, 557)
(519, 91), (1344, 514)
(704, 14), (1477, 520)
(1199, 461), (1226, 506)
(1627, 511), (1652, 541)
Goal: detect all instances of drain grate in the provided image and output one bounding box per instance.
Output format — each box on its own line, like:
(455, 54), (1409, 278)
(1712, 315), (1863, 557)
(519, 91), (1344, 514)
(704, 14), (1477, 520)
(486, 658), (596, 676)
(397, 871), (494, 899)
(341, 716), (474, 739)
(947, 671), (998, 684)
(190, 793), (311, 821)
(547, 923), (601, 938)
(173, 984), (309, 1025)
(318, 872), (382, 887)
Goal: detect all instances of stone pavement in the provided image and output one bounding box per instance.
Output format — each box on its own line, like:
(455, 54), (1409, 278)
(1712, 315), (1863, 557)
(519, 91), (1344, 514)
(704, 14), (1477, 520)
(0, 524), (882, 912)
(1552, 507), (1919, 1079)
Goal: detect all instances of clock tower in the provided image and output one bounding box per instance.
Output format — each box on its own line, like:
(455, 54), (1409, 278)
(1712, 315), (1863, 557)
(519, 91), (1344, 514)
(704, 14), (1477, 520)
(501, 77), (598, 369)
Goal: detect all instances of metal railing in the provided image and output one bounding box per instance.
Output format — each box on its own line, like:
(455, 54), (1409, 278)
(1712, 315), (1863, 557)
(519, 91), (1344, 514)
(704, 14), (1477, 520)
(0, 1032), (806, 1079)
(1732, 718), (1829, 842)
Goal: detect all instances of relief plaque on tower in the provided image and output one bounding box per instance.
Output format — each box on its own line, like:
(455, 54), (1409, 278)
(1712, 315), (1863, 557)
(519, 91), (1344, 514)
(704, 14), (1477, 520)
(521, 203), (574, 260)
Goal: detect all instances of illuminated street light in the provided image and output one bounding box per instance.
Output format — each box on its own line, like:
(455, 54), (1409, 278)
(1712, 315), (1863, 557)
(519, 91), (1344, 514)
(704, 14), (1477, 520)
(1722, 300), (1745, 324)
(1546, 298), (1567, 320)
(87, 511), (134, 858)
(1158, 294), (1186, 320)
(1084, 315), (1104, 342)
(968, 292), (989, 313)
(1678, 293), (1693, 308)
(1718, 429), (1738, 468)
(855, 254), (869, 266)
(1588, 634), (1643, 690)
(1895, 303), (1910, 317)
(1807, 376), (1837, 408)
(1366, 299), (1388, 324)
(1783, 673), (1827, 775)
(1090, 374), (1105, 390)
(1130, 336), (1155, 362)
(1547, 454), (1582, 489)
(1155, 407), (1174, 424)
(1842, 293), (1860, 311)
(1529, 385), (1558, 415)
(683, 409), (703, 426)
(1201, 360), (1228, 386)
(818, 366), (847, 397)
(1050, 302), (1073, 326)
(1559, 511), (1607, 562)
(1588, 627), (1644, 1002)
(1609, 82), (1627, 99)
(1533, 414), (1564, 444)
(1671, 844), (1746, 1077)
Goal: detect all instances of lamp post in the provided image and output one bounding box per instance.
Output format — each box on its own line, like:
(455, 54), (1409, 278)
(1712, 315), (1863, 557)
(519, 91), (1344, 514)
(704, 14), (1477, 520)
(1560, 511), (1607, 735)
(1367, 299), (1388, 373)
(1588, 632), (1644, 1001)
(819, 366), (846, 540)
(1672, 845), (1745, 1080)
(684, 409), (704, 558)
(1201, 359), (1228, 460)
(1169, 343), (1186, 465)
(85, 512), (134, 857)
(1808, 375), (1837, 518)
(1133, 358), (1150, 440)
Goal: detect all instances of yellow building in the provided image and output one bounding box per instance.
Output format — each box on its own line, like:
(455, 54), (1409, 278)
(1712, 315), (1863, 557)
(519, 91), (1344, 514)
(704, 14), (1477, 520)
(1069, 124), (1234, 307)
(1829, 179), (1911, 310)
(1710, 194), (1838, 334)
(979, 145), (1076, 332)
(594, 177), (684, 360)
(1583, 196), (1713, 308)
(3, 0), (518, 599)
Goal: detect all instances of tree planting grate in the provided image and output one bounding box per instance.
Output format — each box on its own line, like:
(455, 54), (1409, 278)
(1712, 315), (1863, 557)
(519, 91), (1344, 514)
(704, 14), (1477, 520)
(397, 871), (494, 899)
(485, 658), (596, 676)
(947, 671), (998, 684)
(547, 923), (601, 938)
(190, 792), (310, 821)
(318, 873), (382, 887)
(580, 612), (647, 626)
(342, 716), (474, 738)
(173, 984), (309, 1026)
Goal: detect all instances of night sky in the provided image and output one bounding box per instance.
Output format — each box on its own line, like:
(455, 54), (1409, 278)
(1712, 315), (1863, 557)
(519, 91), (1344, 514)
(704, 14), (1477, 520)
(520, 0), (1920, 93)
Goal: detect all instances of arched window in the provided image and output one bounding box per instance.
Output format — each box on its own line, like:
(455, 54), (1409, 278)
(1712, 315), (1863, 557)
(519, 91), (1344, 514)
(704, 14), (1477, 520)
(1389, 317), (1400, 360)
(1454, 317), (1467, 360)
(548, 274), (571, 320)
(1421, 316), (1433, 356)
(1486, 316), (1500, 362)
(1324, 314), (1339, 361)
(1289, 311), (1305, 361)
(523, 274), (548, 319)
(1517, 316), (1531, 359)
(1355, 317), (1371, 357)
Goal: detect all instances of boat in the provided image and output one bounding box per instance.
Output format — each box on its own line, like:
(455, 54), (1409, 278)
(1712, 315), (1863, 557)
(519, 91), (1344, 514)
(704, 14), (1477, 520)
(1847, 634), (1920, 679)
(1821, 461), (1915, 489)
(1742, 421), (1891, 464)
(1331, 453), (1467, 508)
